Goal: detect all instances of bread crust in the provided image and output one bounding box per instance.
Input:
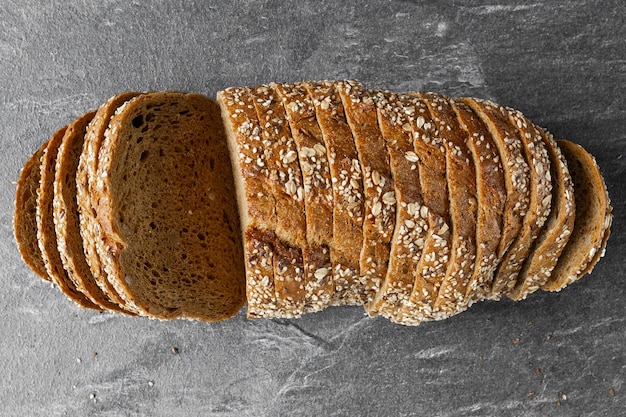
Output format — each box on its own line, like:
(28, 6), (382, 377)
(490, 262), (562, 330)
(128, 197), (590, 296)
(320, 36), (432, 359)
(273, 82), (334, 312)
(14, 139), (51, 281)
(304, 81), (364, 305)
(337, 81), (396, 305)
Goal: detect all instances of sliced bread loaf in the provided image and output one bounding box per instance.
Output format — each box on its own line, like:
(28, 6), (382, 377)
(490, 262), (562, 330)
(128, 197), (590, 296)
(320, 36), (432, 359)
(92, 92), (245, 321)
(542, 139), (612, 290)
(14, 139), (51, 281)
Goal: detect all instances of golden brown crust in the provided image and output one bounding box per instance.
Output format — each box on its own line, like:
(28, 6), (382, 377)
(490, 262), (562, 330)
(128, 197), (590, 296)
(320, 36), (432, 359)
(14, 139), (51, 281)
(420, 93), (477, 318)
(273, 82), (334, 312)
(250, 85), (306, 317)
(305, 81), (364, 305)
(337, 80), (396, 305)
(460, 98), (530, 298)
(451, 99), (506, 303)
(54, 110), (129, 312)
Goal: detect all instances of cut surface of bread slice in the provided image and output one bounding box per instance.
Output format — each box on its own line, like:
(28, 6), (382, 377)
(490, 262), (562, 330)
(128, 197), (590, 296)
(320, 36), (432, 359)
(273, 82), (334, 312)
(514, 130), (575, 298)
(451, 99), (506, 303)
(250, 85), (306, 317)
(14, 139), (51, 281)
(77, 92), (142, 314)
(93, 92), (245, 321)
(542, 139), (612, 291)
(37, 125), (99, 310)
(367, 90), (428, 321)
(461, 98), (530, 298)
(305, 81), (365, 305)
(54, 110), (129, 313)
(420, 93), (478, 318)
(337, 80), (396, 305)
(218, 87), (279, 319)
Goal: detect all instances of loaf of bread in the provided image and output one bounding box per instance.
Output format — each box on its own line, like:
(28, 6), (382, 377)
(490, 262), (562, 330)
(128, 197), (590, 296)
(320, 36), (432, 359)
(13, 81), (612, 326)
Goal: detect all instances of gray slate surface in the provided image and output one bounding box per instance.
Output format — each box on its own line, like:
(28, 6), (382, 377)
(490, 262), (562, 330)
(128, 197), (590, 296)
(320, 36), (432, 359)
(1, 1), (625, 416)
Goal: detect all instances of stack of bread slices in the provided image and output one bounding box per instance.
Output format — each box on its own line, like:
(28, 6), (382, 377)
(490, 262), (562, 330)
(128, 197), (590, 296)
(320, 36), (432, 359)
(14, 81), (612, 325)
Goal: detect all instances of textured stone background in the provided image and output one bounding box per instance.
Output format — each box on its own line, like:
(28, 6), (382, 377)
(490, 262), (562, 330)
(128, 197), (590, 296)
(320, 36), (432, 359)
(1, 1), (624, 416)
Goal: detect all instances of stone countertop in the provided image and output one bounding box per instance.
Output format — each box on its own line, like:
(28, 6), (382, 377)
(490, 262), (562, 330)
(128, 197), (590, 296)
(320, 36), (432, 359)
(1, 1), (624, 416)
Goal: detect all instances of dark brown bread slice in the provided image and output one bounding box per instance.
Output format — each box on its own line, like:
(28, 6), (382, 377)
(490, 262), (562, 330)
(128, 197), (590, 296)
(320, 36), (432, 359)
(514, 130), (575, 298)
(14, 139), (51, 281)
(394, 93), (452, 324)
(543, 139), (612, 291)
(367, 90), (428, 321)
(451, 100), (506, 303)
(336, 80), (396, 304)
(273, 82), (334, 312)
(77, 92), (142, 314)
(36, 124), (100, 310)
(217, 87), (279, 319)
(54, 110), (129, 313)
(93, 92), (245, 321)
(461, 98), (530, 298)
(304, 81), (365, 305)
(250, 85), (306, 317)
(420, 93), (478, 318)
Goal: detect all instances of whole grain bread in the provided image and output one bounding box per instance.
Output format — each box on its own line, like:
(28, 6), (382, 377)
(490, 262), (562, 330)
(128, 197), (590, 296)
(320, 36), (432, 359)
(37, 124), (99, 310)
(542, 140), (612, 290)
(92, 92), (245, 321)
(273, 82), (334, 312)
(77, 92), (142, 314)
(14, 139), (51, 281)
(53, 110), (130, 313)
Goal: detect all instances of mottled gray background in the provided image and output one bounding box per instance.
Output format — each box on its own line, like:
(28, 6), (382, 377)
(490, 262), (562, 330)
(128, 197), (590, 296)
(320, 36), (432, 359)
(1, 1), (624, 416)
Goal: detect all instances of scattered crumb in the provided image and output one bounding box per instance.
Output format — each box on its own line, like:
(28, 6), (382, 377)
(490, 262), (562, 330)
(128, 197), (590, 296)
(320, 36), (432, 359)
(546, 334), (552, 340)
(527, 321), (534, 326)
(89, 393), (97, 404)
(147, 380), (154, 387)
(92, 352), (98, 357)
(526, 391), (535, 398)
(76, 357), (82, 363)
(535, 368), (543, 377)
(171, 347), (179, 355)
(513, 337), (520, 344)
(609, 388), (615, 397)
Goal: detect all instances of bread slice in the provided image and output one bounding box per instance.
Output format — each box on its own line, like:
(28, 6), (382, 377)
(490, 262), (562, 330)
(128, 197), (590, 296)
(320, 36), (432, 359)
(502, 109), (553, 300)
(217, 87), (279, 319)
(304, 81), (365, 305)
(77, 92), (142, 314)
(367, 90), (428, 321)
(250, 85), (306, 317)
(542, 139), (612, 290)
(451, 99), (506, 303)
(36, 123), (100, 310)
(514, 130), (575, 297)
(92, 92), (245, 321)
(14, 139), (51, 281)
(420, 93), (478, 318)
(336, 80), (396, 304)
(460, 98), (530, 298)
(273, 82), (334, 312)
(393, 92), (452, 324)
(53, 110), (130, 313)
